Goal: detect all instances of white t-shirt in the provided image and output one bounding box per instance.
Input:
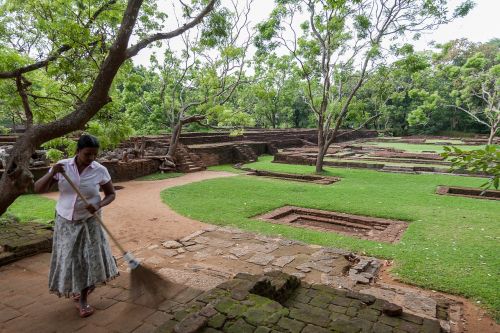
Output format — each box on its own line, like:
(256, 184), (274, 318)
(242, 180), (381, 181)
(51, 157), (111, 221)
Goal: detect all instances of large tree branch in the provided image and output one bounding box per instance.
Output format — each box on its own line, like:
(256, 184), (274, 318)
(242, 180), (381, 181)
(15, 76), (34, 129)
(125, 0), (216, 59)
(333, 113), (381, 142)
(0, 0), (118, 79)
(445, 104), (491, 128)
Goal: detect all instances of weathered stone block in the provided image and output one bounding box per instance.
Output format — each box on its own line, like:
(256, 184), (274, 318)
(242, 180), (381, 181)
(277, 317), (305, 333)
(174, 313), (208, 333)
(289, 306), (330, 327)
(207, 313), (226, 329)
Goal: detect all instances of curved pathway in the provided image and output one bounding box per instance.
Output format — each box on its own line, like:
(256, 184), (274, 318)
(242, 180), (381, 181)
(43, 170), (237, 251)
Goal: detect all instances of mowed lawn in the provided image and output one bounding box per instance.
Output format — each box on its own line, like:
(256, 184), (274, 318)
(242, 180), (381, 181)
(164, 156), (500, 318)
(6, 194), (56, 224)
(361, 141), (493, 153)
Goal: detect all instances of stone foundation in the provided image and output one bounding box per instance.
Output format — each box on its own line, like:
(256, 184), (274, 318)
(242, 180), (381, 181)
(0, 217), (53, 266)
(157, 272), (443, 333)
(101, 159), (161, 182)
(256, 206), (408, 243)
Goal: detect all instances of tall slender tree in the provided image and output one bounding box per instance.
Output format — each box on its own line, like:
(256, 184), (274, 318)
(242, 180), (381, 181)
(257, 0), (473, 172)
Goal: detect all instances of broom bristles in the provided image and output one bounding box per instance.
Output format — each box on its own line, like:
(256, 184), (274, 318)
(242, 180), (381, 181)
(130, 263), (181, 305)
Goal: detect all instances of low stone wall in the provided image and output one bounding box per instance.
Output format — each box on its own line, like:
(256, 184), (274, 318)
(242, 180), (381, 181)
(101, 159), (161, 182)
(189, 142), (268, 167)
(0, 218), (53, 266)
(1, 160), (161, 188)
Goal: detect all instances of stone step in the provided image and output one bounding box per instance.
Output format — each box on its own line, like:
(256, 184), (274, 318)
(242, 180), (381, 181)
(379, 165), (416, 174)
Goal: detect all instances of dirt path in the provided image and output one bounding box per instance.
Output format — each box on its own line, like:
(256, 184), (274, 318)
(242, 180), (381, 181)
(43, 170), (236, 251)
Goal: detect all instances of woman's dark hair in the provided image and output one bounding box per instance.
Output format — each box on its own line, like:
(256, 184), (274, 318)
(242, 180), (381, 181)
(77, 134), (100, 151)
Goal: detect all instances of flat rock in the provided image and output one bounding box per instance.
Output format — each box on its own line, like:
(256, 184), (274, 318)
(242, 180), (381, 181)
(163, 249), (179, 257)
(246, 253), (275, 266)
(296, 262), (313, 273)
(320, 274), (355, 289)
(290, 272), (306, 279)
(185, 244), (207, 252)
(180, 230), (206, 243)
(174, 313), (208, 333)
(162, 240), (183, 249)
(273, 255), (296, 267)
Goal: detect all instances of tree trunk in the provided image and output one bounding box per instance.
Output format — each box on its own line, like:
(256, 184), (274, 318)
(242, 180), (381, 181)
(315, 120), (326, 173)
(315, 145), (326, 173)
(166, 114), (206, 160)
(0, 133), (37, 215)
(167, 122), (182, 159)
(488, 124), (497, 145)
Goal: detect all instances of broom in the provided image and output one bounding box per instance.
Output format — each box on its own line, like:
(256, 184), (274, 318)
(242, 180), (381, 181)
(60, 171), (174, 302)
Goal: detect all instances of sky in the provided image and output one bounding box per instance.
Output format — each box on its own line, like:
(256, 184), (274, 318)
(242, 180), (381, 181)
(133, 0), (500, 67)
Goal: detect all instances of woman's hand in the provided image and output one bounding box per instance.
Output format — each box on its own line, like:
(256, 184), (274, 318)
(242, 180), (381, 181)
(85, 203), (100, 214)
(50, 163), (65, 176)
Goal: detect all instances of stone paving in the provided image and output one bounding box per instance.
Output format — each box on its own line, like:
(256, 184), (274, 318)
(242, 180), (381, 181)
(124, 226), (462, 332)
(0, 226), (465, 332)
(0, 216), (52, 266)
(157, 271), (443, 333)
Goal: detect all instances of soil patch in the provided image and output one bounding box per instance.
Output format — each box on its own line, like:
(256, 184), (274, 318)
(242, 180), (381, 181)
(436, 185), (500, 201)
(256, 206), (408, 243)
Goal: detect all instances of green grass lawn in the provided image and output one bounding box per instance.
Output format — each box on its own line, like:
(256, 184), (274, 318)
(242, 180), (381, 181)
(135, 172), (184, 181)
(362, 141), (491, 153)
(5, 194), (56, 224)
(324, 158), (449, 169)
(162, 156), (500, 318)
(207, 164), (247, 173)
(425, 139), (465, 144)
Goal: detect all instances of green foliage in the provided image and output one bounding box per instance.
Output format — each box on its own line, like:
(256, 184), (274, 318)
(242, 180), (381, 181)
(443, 145), (500, 190)
(42, 137), (77, 157)
(0, 125), (10, 134)
(45, 149), (64, 162)
(85, 118), (134, 150)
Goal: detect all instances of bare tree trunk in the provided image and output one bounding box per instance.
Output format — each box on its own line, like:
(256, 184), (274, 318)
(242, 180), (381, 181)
(0, 134), (37, 214)
(166, 114), (206, 161)
(167, 122), (182, 159)
(488, 124), (498, 145)
(315, 145), (327, 173)
(315, 118), (326, 173)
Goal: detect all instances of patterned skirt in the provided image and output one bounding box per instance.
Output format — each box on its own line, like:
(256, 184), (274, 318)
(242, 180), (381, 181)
(49, 214), (119, 297)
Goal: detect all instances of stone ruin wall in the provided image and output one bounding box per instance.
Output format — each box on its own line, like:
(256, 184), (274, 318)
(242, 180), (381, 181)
(0, 129), (378, 185)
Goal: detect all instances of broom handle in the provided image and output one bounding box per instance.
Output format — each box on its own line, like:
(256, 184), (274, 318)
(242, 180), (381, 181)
(60, 171), (127, 255)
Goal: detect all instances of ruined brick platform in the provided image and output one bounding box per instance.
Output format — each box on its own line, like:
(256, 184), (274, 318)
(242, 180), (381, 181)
(157, 272), (443, 333)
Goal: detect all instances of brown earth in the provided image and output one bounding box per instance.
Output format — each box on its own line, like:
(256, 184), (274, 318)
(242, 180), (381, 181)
(43, 170), (235, 250)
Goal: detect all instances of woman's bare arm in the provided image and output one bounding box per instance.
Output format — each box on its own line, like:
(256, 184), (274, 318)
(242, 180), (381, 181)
(34, 164), (64, 193)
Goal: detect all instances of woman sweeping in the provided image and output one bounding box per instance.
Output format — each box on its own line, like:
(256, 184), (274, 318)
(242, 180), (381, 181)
(35, 134), (119, 318)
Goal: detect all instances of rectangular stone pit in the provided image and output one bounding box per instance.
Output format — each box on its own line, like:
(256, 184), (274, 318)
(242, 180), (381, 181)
(256, 206), (408, 243)
(436, 185), (500, 201)
(245, 169), (340, 185)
